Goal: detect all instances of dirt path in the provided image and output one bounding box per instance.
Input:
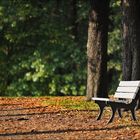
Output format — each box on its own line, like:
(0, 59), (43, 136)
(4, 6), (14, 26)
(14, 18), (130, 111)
(0, 97), (140, 140)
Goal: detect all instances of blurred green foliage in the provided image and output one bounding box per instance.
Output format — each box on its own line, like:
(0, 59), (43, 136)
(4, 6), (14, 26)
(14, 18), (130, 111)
(0, 0), (121, 96)
(108, 0), (122, 93)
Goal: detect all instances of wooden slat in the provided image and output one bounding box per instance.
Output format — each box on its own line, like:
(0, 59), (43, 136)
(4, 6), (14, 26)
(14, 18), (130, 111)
(114, 92), (136, 99)
(116, 86), (139, 93)
(119, 81), (140, 87)
(92, 81), (140, 102)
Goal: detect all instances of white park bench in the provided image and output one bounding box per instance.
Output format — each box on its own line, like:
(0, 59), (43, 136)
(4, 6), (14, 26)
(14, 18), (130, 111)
(92, 81), (140, 123)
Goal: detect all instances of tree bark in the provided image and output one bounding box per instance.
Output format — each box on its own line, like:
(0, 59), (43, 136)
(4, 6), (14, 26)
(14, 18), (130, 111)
(122, 0), (140, 81)
(122, 0), (140, 108)
(131, 1), (140, 80)
(86, 0), (110, 100)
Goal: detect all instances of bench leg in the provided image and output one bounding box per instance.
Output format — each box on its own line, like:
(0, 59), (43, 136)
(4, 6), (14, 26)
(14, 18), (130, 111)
(108, 106), (116, 124)
(97, 106), (104, 120)
(96, 102), (105, 120)
(130, 109), (137, 121)
(118, 109), (122, 118)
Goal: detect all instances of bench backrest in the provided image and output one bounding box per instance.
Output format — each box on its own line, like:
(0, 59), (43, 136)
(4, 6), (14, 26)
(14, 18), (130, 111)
(114, 81), (140, 99)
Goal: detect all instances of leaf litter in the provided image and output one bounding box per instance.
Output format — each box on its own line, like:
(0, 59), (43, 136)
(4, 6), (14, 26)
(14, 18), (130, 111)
(0, 97), (140, 140)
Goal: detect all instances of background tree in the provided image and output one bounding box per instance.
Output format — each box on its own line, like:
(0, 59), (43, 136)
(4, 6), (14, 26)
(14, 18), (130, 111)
(0, 0), (123, 97)
(122, 0), (140, 108)
(86, 0), (110, 100)
(0, 0), (88, 96)
(107, 0), (122, 93)
(122, 0), (140, 81)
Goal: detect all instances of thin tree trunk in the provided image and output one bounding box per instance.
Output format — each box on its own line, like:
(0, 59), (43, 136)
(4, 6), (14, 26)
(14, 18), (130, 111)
(86, 0), (110, 100)
(122, 0), (133, 81)
(70, 0), (78, 41)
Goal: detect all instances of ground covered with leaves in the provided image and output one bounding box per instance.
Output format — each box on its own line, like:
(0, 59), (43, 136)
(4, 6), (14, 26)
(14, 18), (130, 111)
(0, 96), (140, 140)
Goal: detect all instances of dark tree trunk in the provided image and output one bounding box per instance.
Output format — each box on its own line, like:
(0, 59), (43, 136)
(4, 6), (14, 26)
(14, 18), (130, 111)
(122, 0), (140, 108)
(122, 0), (140, 80)
(86, 0), (110, 100)
(70, 0), (78, 41)
(131, 1), (140, 80)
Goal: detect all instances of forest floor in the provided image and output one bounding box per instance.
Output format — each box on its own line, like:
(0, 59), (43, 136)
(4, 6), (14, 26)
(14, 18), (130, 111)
(0, 96), (140, 140)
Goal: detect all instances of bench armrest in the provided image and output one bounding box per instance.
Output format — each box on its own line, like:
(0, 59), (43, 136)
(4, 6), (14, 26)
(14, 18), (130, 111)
(92, 97), (109, 101)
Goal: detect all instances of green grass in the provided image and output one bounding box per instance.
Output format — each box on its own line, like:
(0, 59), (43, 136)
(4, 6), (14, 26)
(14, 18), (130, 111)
(43, 96), (98, 110)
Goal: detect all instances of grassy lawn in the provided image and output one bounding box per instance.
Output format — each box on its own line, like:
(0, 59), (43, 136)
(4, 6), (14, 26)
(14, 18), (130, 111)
(42, 96), (99, 110)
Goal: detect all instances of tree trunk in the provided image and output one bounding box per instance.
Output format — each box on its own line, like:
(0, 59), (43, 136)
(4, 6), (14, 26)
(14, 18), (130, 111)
(69, 0), (78, 41)
(122, 0), (140, 108)
(86, 0), (110, 100)
(122, 0), (140, 80)
(131, 1), (140, 80)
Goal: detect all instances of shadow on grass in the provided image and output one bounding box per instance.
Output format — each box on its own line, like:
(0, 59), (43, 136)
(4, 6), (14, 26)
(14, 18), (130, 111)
(0, 124), (140, 137)
(0, 109), (97, 118)
(0, 104), (22, 106)
(0, 106), (48, 111)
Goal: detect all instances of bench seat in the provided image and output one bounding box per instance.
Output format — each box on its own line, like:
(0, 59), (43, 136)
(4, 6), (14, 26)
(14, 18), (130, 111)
(92, 81), (140, 123)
